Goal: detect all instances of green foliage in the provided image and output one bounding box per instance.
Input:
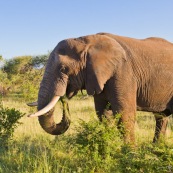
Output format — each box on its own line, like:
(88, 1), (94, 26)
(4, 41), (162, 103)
(0, 70), (7, 81)
(60, 117), (173, 173)
(0, 55), (2, 61)
(3, 55), (48, 77)
(1, 54), (49, 100)
(71, 117), (123, 172)
(32, 54), (49, 68)
(0, 109), (173, 172)
(0, 58), (10, 96)
(0, 83), (172, 173)
(117, 143), (173, 173)
(0, 102), (24, 147)
(3, 56), (33, 78)
(0, 70), (10, 95)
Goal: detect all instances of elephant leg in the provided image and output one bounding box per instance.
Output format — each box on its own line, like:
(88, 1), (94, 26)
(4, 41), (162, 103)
(117, 111), (136, 144)
(108, 96), (136, 144)
(94, 94), (112, 121)
(153, 115), (169, 143)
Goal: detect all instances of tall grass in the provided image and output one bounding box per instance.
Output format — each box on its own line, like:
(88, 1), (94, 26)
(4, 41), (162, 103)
(0, 96), (173, 173)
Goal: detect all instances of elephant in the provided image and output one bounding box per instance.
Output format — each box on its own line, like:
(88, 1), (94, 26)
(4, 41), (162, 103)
(28, 33), (173, 144)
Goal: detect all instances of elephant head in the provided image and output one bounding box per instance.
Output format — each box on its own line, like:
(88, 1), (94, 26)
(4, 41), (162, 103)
(28, 34), (126, 135)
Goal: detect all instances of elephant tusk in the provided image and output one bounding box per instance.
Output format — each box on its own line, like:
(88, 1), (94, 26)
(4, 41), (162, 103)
(27, 96), (60, 118)
(27, 101), (38, 107)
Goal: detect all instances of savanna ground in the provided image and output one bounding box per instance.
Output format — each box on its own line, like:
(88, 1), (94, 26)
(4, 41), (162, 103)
(1, 95), (173, 173)
(1, 56), (173, 172)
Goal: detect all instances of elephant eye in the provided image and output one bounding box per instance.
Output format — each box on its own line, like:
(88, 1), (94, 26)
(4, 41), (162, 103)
(60, 65), (68, 74)
(60, 65), (65, 72)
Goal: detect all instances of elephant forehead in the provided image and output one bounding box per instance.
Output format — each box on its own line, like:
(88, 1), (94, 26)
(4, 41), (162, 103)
(57, 55), (80, 75)
(58, 54), (78, 64)
(55, 41), (85, 62)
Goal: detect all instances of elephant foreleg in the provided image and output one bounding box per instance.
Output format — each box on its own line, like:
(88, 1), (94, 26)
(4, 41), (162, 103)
(94, 94), (113, 121)
(153, 114), (169, 143)
(108, 95), (136, 144)
(117, 111), (136, 144)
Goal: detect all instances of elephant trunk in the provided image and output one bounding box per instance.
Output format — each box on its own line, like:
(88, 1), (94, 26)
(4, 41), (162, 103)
(28, 73), (70, 135)
(27, 51), (71, 135)
(38, 97), (71, 135)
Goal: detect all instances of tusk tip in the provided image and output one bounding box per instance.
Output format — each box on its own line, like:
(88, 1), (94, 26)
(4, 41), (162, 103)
(27, 114), (35, 118)
(26, 101), (38, 107)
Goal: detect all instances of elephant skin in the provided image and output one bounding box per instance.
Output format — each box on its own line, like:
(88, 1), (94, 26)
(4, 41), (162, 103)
(30, 33), (173, 144)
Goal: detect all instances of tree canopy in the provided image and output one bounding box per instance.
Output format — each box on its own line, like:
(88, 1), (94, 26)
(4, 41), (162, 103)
(0, 54), (49, 100)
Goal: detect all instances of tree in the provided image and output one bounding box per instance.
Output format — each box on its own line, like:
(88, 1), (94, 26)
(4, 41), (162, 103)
(3, 56), (33, 77)
(32, 54), (49, 69)
(0, 55), (5, 68)
(2, 54), (49, 100)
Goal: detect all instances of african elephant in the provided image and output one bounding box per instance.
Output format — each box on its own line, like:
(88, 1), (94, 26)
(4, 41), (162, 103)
(28, 33), (173, 144)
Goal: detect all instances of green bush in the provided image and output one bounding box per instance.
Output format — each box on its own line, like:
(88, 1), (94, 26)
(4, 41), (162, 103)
(0, 102), (24, 147)
(65, 116), (173, 172)
(72, 117), (123, 172)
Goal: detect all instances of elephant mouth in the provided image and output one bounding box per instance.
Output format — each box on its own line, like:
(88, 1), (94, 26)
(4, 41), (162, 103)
(66, 90), (78, 99)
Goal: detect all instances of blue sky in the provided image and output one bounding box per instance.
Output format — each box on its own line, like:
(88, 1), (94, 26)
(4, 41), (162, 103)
(1, 0), (173, 59)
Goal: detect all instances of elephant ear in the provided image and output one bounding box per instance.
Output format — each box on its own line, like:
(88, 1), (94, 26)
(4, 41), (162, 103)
(84, 35), (126, 95)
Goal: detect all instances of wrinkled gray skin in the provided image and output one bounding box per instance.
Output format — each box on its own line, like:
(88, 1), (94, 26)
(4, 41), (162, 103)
(37, 33), (173, 144)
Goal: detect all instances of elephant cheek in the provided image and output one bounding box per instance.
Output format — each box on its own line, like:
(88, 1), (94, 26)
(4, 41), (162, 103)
(54, 75), (68, 96)
(55, 84), (67, 96)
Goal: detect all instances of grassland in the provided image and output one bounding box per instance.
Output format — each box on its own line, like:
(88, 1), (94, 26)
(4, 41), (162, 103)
(0, 96), (173, 173)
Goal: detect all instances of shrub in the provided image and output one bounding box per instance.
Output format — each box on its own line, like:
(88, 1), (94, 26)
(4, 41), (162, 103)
(0, 101), (24, 148)
(72, 117), (123, 172)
